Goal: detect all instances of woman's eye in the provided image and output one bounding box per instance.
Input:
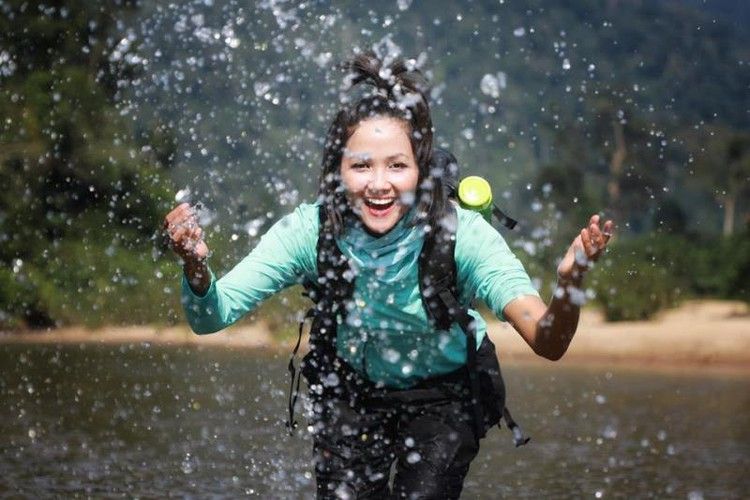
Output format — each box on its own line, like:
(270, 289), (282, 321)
(352, 163), (368, 170)
(389, 162), (407, 170)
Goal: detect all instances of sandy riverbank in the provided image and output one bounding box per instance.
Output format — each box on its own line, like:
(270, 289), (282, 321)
(2, 300), (749, 372)
(487, 300), (750, 372)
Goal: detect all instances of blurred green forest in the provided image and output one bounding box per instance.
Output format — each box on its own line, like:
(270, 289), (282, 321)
(0, 0), (748, 329)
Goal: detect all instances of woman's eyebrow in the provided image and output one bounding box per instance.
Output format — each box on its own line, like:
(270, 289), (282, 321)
(386, 153), (408, 161)
(342, 150), (409, 162)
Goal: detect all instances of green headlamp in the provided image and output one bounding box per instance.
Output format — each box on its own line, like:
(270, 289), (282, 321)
(457, 176), (494, 222)
(432, 148), (517, 230)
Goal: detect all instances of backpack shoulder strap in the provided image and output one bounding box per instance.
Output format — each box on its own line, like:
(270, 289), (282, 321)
(417, 205), (529, 445)
(287, 205), (354, 434)
(418, 206), (476, 336)
(418, 207), (485, 438)
(418, 207), (459, 331)
(312, 206), (354, 313)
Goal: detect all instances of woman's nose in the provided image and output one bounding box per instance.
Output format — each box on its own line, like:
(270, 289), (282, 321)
(368, 167), (388, 192)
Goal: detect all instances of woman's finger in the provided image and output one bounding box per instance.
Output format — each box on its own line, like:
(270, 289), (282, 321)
(164, 203), (193, 231)
(169, 225), (191, 248)
(587, 216), (614, 253)
(580, 227), (594, 257)
(165, 202), (189, 221)
(168, 212), (199, 236)
(588, 225), (603, 252)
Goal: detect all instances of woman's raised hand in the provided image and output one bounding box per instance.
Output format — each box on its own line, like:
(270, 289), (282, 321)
(557, 214), (613, 283)
(163, 203), (210, 263)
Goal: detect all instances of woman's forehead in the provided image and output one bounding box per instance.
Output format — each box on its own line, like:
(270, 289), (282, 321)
(348, 117), (410, 140)
(344, 120), (414, 160)
(348, 115), (409, 135)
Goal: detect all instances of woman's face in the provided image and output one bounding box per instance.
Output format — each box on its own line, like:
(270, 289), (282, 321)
(339, 116), (420, 235)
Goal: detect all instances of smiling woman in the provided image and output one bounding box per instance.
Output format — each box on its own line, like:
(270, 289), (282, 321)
(340, 117), (420, 235)
(163, 50), (613, 499)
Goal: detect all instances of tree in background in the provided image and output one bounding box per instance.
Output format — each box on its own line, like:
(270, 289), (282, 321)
(0, 1), (175, 328)
(681, 125), (750, 236)
(1, 0), (747, 328)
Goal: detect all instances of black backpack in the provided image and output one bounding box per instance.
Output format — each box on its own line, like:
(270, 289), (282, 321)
(286, 150), (529, 446)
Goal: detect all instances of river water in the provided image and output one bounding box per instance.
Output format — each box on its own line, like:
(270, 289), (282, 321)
(1, 342), (747, 499)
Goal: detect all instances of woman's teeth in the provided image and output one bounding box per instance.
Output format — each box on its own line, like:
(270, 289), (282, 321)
(365, 198), (395, 209)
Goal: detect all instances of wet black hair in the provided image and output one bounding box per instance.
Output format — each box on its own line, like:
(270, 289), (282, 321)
(431, 147), (460, 198)
(317, 50), (452, 235)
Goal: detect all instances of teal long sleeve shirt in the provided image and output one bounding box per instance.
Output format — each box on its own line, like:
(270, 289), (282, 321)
(182, 203), (539, 388)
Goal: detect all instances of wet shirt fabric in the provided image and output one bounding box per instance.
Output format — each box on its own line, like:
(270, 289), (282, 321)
(182, 203), (539, 388)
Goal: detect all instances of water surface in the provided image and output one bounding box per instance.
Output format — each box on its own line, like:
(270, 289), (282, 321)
(1, 342), (747, 498)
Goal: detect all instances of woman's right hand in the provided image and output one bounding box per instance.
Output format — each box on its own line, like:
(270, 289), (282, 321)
(163, 203), (210, 263)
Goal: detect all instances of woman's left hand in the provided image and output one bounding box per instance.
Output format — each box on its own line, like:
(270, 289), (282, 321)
(557, 214), (614, 283)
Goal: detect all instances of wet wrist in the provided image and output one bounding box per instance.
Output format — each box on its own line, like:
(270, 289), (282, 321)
(184, 258), (208, 280)
(556, 274), (582, 290)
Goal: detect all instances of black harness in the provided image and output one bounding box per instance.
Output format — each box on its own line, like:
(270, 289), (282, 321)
(286, 205), (529, 446)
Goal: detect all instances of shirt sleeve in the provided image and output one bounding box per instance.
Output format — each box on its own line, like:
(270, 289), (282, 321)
(454, 206), (540, 321)
(181, 203), (319, 334)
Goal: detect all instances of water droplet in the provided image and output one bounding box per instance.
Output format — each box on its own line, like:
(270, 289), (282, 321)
(382, 349), (401, 363)
(323, 372), (339, 388)
(175, 187), (192, 203)
(181, 453), (194, 474)
(687, 490), (704, 500)
(334, 484), (354, 499)
(480, 73), (507, 98)
(602, 424), (617, 440)
(397, 0), (413, 11)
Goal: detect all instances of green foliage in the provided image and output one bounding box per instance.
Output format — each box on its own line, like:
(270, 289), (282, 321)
(688, 228), (750, 304)
(2, 238), (181, 328)
(721, 230), (750, 304)
(590, 228), (750, 321)
(679, 125), (750, 236)
(0, 1), (175, 328)
(590, 236), (691, 321)
(1, 0), (748, 329)
(0, 262), (55, 328)
(126, 0), (750, 238)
